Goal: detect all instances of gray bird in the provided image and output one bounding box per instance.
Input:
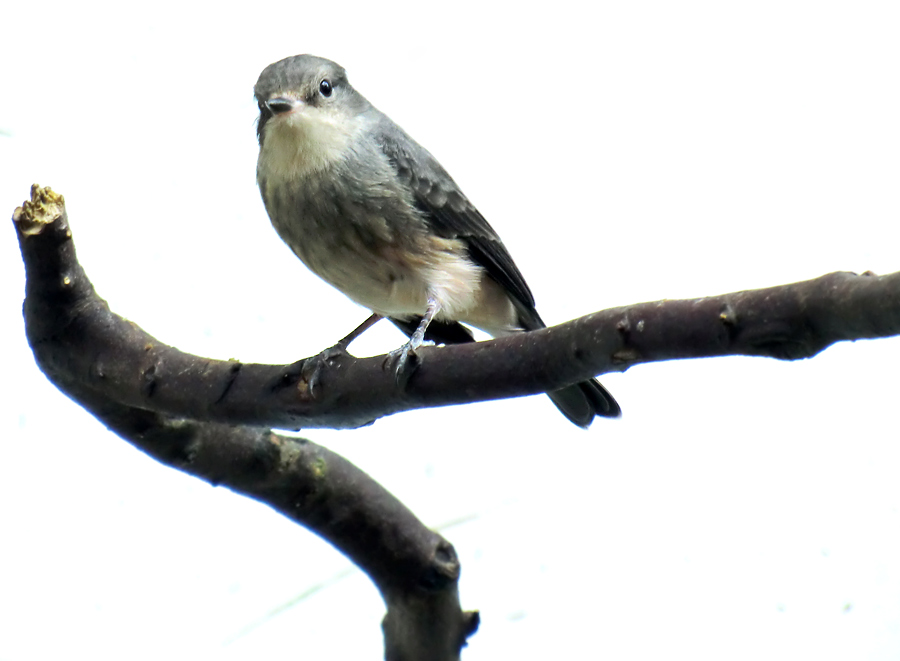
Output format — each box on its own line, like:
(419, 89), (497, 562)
(254, 54), (620, 427)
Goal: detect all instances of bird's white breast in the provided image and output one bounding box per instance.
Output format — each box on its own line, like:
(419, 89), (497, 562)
(258, 106), (360, 181)
(256, 108), (517, 334)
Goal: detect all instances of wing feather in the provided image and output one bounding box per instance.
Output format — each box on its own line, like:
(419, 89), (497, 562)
(373, 114), (543, 328)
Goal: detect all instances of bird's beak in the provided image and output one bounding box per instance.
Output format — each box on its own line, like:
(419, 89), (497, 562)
(265, 97), (301, 115)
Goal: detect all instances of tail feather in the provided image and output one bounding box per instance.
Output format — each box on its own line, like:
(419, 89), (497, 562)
(548, 378), (621, 428)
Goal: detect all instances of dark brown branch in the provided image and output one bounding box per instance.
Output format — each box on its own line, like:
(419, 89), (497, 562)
(15, 188), (900, 432)
(13, 185), (900, 657)
(13, 186), (478, 661)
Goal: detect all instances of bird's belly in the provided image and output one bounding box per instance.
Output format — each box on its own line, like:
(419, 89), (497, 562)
(273, 209), (483, 320)
(303, 240), (430, 317)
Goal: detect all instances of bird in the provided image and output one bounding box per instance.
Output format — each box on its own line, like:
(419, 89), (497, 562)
(254, 54), (620, 427)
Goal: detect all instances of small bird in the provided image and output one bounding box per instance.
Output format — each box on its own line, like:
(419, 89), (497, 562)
(254, 54), (620, 427)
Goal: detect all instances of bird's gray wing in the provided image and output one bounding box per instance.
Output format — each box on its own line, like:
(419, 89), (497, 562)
(373, 116), (622, 424)
(373, 115), (543, 328)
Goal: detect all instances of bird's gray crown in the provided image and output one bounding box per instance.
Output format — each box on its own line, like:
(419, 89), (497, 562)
(254, 54), (348, 104)
(255, 54), (372, 145)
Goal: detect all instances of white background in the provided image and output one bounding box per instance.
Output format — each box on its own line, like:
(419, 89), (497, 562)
(2, 1), (899, 659)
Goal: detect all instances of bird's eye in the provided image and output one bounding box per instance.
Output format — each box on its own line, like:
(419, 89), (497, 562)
(319, 79), (333, 97)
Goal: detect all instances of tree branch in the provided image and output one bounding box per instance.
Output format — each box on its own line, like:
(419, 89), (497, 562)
(12, 186), (478, 661)
(12, 185), (900, 658)
(15, 186), (900, 431)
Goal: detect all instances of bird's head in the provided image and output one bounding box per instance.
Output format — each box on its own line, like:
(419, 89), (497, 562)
(254, 55), (370, 153)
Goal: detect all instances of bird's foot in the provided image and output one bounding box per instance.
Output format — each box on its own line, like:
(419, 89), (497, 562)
(383, 341), (423, 389)
(302, 343), (352, 396)
(384, 296), (440, 388)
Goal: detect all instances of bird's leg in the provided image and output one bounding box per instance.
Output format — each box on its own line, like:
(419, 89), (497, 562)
(303, 313), (383, 394)
(334, 313), (385, 351)
(385, 296), (441, 387)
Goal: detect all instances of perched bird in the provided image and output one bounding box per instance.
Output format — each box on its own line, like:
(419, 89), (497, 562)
(254, 54), (620, 427)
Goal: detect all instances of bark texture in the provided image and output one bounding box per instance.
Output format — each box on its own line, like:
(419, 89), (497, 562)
(13, 185), (900, 658)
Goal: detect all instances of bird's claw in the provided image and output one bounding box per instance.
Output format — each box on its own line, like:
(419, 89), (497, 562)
(303, 344), (351, 396)
(383, 342), (421, 388)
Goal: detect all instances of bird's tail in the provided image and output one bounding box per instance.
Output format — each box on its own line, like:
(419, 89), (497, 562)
(515, 307), (622, 428)
(547, 378), (621, 428)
